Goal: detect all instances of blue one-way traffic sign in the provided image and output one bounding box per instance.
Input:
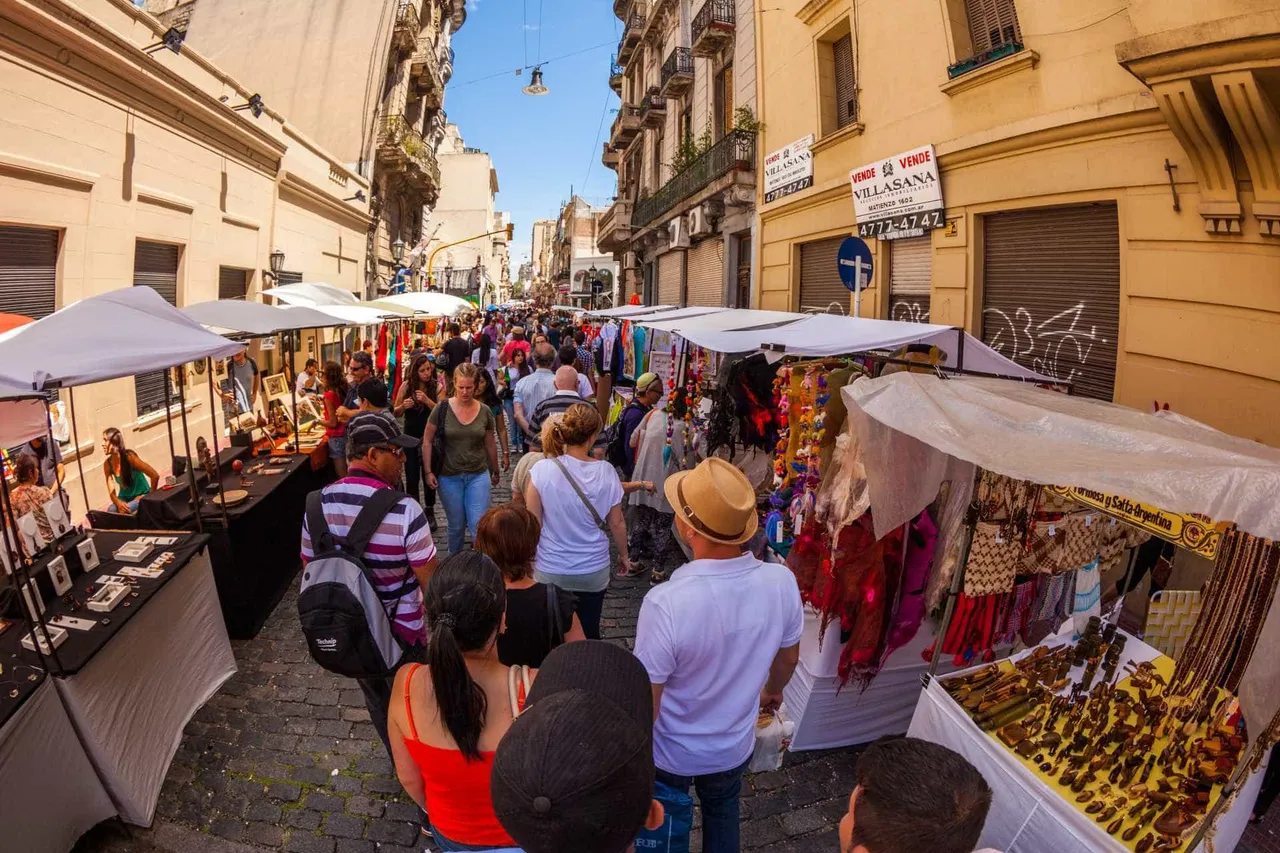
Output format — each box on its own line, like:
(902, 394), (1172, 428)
(837, 237), (874, 293)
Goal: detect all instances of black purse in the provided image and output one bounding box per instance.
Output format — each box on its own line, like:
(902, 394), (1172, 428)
(431, 402), (448, 474)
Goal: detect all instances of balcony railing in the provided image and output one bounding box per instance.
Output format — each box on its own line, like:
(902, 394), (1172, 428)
(379, 114), (441, 194)
(633, 130), (755, 229)
(598, 198), (633, 252)
(393, 1), (420, 53)
(660, 47), (694, 95)
(692, 0), (735, 57)
(602, 142), (621, 170)
(640, 87), (667, 127)
(410, 39), (444, 107)
(609, 105), (643, 147)
(618, 12), (646, 64)
(609, 56), (624, 94)
(440, 46), (456, 85)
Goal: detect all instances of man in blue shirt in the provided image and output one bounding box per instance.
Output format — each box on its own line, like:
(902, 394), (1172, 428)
(512, 343), (558, 442)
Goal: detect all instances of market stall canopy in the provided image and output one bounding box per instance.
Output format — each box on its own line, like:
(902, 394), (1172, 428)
(360, 299), (417, 317)
(585, 304), (678, 319)
(629, 307), (1050, 381)
(843, 372), (1280, 739)
(0, 312), (34, 334)
(616, 306), (724, 325)
(297, 304), (398, 325)
(260, 282), (359, 307)
(0, 287), (241, 397)
(378, 292), (474, 317)
(0, 396), (49, 447)
(181, 300), (346, 336)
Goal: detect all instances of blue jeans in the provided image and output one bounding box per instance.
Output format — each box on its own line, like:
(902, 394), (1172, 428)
(431, 825), (517, 851)
(655, 759), (750, 853)
(437, 472), (491, 553)
(110, 498), (141, 513)
(503, 398), (524, 452)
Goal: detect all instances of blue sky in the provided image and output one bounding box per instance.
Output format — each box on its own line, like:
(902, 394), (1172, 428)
(446, 0), (622, 266)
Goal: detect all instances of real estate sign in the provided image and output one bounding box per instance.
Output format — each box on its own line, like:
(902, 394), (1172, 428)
(849, 144), (945, 240)
(764, 134), (815, 204)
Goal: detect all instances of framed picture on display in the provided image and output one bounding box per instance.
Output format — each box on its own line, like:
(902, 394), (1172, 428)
(263, 373), (289, 401)
(295, 397), (321, 430)
(48, 556), (72, 596)
(76, 536), (100, 572)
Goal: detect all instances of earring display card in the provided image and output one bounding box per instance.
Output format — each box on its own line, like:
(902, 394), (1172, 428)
(76, 537), (100, 572)
(17, 513), (45, 557)
(21, 625), (68, 654)
(42, 497), (70, 539)
(20, 581), (43, 621)
(48, 556), (72, 596)
(48, 614), (96, 632)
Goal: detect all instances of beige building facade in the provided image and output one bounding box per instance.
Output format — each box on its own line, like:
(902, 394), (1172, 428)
(180, 0), (465, 296)
(552, 197), (621, 309)
(428, 124), (510, 304)
(530, 218), (556, 302)
(600, 0), (760, 309)
(755, 0), (1280, 444)
(0, 0), (371, 515)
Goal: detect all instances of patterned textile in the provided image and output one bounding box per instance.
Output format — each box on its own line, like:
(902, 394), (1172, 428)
(998, 579), (1038, 645)
(1099, 518), (1152, 562)
(1072, 559), (1102, 639)
(1021, 514), (1098, 575)
(1144, 590), (1203, 660)
(11, 483), (55, 542)
(963, 522), (1022, 597)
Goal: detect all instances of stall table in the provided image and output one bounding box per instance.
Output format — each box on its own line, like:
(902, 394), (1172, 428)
(907, 629), (1264, 853)
(137, 451), (318, 638)
(0, 531), (236, 826)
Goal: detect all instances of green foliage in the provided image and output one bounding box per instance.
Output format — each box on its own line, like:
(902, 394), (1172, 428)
(733, 106), (764, 133)
(670, 127), (714, 175)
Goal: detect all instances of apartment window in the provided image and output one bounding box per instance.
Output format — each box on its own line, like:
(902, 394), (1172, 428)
(0, 226), (58, 319)
(680, 103), (693, 147)
(218, 267), (249, 300)
(654, 123), (666, 186)
(714, 64), (734, 139)
(817, 20), (857, 137)
(966, 0), (1022, 53)
(133, 241), (181, 417)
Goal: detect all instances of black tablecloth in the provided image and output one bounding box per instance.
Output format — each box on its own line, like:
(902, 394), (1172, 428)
(0, 645), (45, 730)
(135, 446), (252, 528)
(0, 531), (209, 674)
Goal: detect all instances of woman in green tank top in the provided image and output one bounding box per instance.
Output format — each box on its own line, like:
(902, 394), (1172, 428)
(102, 428), (159, 513)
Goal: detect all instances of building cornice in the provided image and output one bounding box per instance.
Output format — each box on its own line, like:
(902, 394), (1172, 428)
(279, 171), (373, 232)
(796, 0), (847, 27)
(1116, 12), (1280, 85)
(2, 0), (287, 172)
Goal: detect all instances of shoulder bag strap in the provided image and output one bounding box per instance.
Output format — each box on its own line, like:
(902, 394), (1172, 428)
(507, 664), (533, 717)
(551, 457), (608, 532)
(345, 487), (406, 556)
(546, 583), (564, 648)
(305, 490), (336, 553)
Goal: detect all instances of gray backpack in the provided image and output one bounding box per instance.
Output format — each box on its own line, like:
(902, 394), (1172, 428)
(298, 488), (408, 678)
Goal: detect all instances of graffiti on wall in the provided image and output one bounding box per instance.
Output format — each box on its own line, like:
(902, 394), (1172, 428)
(982, 302), (1111, 394)
(890, 299), (930, 324)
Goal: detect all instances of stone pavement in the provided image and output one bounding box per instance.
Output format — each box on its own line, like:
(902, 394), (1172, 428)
(74, 467), (860, 853)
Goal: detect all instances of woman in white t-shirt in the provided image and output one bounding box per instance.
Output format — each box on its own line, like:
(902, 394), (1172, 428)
(524, 402), (632, 640)
(470, 332), (500, 374)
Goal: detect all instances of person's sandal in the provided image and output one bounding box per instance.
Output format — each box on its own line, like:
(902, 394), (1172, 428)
(650, 568), (670, 586)
(617, 560), (649, 579)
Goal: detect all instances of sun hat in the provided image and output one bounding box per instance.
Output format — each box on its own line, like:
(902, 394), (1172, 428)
(491, 642), (655, 853)
(663, 456), (758, 546)
(634, 372), (662, 393)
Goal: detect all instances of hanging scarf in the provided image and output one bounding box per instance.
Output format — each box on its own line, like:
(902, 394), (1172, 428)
(375, 324), (389, 374)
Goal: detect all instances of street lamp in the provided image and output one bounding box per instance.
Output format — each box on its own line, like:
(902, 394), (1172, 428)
(587, 265), (599, 309)
(265, 248), (285, 281)
(390, 237), (406, 265)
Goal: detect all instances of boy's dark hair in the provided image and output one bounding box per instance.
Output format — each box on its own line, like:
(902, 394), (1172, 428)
(557, 344), (579, 368)
(850, 738), (991, 853)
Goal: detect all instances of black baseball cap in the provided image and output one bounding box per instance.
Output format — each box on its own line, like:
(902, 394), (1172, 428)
(346, 412), (418, 453)
(491, 642), (656, 853)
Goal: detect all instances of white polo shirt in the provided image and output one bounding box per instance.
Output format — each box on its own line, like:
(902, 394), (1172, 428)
(635, 552), (804, 776)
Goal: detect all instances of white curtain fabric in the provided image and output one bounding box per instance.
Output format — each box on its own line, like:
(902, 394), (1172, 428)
(907, 632), (1262, 853)
(0, 679), (117, 852)
(54, 551), (236, 825)
(0, 288), (242, 398)
(182, 300), (343, 335)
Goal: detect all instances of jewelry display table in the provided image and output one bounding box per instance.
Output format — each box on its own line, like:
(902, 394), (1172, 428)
(0, 676), (116, 851)
(907, 629), (1266, 853)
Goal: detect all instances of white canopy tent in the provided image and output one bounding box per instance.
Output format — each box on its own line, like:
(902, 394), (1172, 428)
(0, 395), (48, 448)
(260, 282), (358, 307)
(584, 304), (679, 319)
(378, 292), (474, 318)
(0, 288), (242, 397)
(181, 300), (347, 336)
(290, 304), (397, 326)
(842, 372), (1280, 756)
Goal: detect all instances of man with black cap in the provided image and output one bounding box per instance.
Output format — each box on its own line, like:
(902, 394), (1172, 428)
(491, 641), (666, 853)
(300, 412), (438, 757)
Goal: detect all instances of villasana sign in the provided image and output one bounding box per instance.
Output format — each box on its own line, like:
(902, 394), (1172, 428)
(763, 134), (815, 204)
(848, 144), (945, 240)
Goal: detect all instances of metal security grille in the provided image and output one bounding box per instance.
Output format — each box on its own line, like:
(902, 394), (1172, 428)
(218, 267), (249, 300)
(134, 241), (180, 416)
(0, 226), (58, 319)
(798, 237), (850, 314)
(981, 204), (1120, 400)
(276, 270), (303, 286)
(685, 238), (724, 307)
(657, 251), (683, 306)
(966, 0), (1022, 53)
(833, 34), (857, 129)
(889, 236), (932, 323)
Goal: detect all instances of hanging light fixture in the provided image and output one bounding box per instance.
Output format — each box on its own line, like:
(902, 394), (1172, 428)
(522, 66), (549, 96)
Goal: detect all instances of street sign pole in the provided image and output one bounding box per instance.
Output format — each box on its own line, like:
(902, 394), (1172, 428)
(853, 257), (865, 318)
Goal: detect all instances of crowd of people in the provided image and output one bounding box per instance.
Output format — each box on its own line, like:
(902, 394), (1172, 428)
(294, 308), (1002, 853)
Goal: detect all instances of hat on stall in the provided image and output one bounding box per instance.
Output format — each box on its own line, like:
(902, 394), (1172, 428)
(491, 641), (656, 853)
(346, 412), (419, 455)
(635, 372), (662, 394)
(664, 456), (758, 546)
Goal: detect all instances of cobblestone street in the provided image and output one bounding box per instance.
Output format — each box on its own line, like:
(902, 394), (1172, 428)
(75, 471), (861, 853)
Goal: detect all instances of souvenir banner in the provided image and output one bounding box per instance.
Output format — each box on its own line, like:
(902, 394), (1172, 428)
(1047, 486), (1223, 559)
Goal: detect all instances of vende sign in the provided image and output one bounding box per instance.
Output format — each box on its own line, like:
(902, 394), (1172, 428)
(763, 134), (815, 204)
(849, 144), (945, 240)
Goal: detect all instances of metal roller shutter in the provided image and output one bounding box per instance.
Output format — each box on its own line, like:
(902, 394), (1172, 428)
(685, 239), (723, 307)
(981, 204), (1120, 400)
(657, 251), (683, 306)
(134, 242), (181, 416)
(277, 270), (303, 286)
(0, 226), (58, 319)
(798, 237), (849, 314)
(218, 267), (249, 300)
(889, 236), (931, 323)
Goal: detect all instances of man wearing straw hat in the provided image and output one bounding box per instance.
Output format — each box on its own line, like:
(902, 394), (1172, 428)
(634, 457), (803, 853)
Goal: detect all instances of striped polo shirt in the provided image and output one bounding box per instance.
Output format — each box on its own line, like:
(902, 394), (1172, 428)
(529, 391), (608, 451)
(300, 468), (436, 646)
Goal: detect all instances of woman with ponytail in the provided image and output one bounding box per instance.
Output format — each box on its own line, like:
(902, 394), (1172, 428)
(387, 551), (520, 852)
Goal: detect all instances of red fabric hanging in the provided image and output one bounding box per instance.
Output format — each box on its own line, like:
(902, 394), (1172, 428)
(376, 324), (389, 373)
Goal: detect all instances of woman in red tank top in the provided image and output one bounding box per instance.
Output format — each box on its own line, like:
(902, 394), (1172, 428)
(387, 552), (524, 851)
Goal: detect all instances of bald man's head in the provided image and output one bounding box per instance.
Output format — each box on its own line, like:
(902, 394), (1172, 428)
(554, 366), (579, 391)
